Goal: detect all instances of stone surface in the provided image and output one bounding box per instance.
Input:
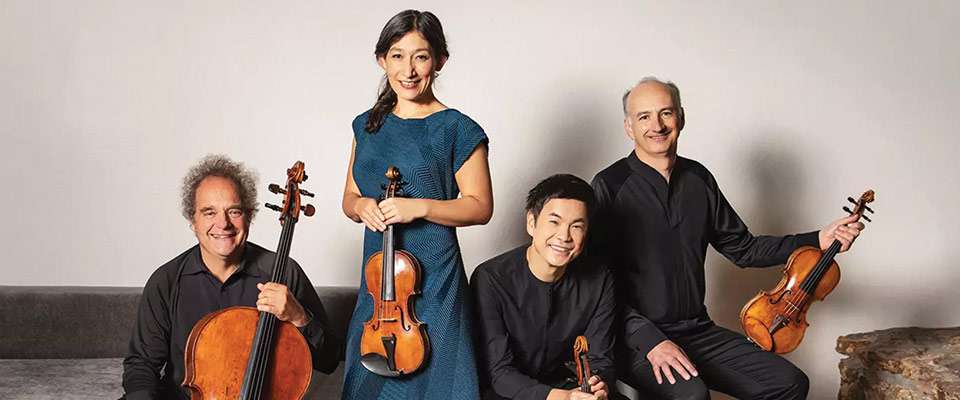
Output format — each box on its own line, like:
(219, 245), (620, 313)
(837, 326), (960, 400)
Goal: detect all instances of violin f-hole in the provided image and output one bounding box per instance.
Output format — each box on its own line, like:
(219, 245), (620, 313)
(768, 289), (791, 305)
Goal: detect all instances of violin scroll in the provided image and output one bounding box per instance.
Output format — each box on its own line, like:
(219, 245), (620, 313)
(573, 335), (592, 394)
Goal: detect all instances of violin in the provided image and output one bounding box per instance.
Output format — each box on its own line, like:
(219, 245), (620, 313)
(182, 161), (317, 399)
(740, 190), (875, 354)
(573, 336), (592, 394)
(360, 166), (430, 377)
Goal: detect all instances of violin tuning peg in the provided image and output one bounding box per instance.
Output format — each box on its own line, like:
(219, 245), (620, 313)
(861, 214), (872, 223)
(268, 184), (285, 194)
(380, 184), (388, 190)
(377, 194), (385, 202)
(301, 204), (315, 217)
(842, 206), (853, 215)
(865, 205), (874, 214)
(302, 173), (308, 182)
(264, 203), (282, 212)
(847, 197), (857, 205)
(299, 188), (315, 198)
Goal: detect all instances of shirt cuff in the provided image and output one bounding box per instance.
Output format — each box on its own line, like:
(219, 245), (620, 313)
(297, 309), (320, 338)
(629, 325), (669, 357)
(797, 231), (820, 249)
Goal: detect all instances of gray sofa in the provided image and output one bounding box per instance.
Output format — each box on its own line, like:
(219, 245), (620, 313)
(0, 285), (357, 400)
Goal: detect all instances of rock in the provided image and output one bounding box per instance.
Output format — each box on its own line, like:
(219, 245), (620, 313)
(837, 326), (960, 400)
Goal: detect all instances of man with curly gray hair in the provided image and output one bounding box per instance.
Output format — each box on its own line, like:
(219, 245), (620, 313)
(122, 155), (342, 400)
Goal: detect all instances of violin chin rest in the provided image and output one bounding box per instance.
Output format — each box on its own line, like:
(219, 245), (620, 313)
(743, 317), (774, 352)
(361, 353), (404, 377)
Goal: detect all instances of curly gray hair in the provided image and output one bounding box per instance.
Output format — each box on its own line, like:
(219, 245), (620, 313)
(622, 76), (682, 117)
(180, 154), (259, 222)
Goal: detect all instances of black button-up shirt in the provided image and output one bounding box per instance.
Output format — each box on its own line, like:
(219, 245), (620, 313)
(590, 152), (818, 355)
(471, 245), (617, 400)
(122, 242), (342, 400)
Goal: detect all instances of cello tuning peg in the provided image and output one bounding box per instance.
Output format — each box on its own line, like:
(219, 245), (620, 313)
(298, 188), (315, 198)
(842, 206), (853, 215)
(301, 204), (315, 217)
(264, 203), (282, 212)
(268, 184), (285, 194)
(861, 214), (872, 223)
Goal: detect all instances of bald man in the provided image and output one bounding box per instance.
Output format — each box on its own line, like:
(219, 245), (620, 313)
(589, 77), (864, 400)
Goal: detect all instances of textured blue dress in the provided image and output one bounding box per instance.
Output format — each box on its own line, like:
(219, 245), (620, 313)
(341, 109), (488, 400)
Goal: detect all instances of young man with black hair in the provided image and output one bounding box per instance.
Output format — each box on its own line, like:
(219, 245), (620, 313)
(472, 174), (616, 400)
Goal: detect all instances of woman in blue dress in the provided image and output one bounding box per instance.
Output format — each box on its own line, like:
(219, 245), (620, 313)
(340, 10), (493, 400)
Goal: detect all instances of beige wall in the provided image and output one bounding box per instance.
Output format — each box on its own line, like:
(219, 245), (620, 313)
(2, 1), (958, 398)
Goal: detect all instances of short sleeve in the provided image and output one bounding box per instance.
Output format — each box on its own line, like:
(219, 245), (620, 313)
(352, 111), (371, 142)
(452, 115), (489, 173)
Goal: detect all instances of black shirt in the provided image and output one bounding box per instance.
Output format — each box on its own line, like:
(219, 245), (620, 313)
(471, 245), (617, 400)
(122, 243), (342, 400)
(590, 152), (819, 356)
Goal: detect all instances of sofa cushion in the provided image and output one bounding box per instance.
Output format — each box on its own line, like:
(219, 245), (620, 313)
(0, 285), (357, 359)
(0, 358), (344, 400)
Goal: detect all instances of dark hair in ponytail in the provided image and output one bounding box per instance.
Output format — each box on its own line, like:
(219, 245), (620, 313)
(365, 10), (449, 133)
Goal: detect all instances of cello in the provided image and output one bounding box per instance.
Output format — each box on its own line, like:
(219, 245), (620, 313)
(360, 166), (430, 377)
(740, 190), (875, 354)
(182, 161), (316, 399)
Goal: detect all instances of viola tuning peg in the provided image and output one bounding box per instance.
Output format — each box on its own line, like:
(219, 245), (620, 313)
(861, 214), (872, 223)
(299, 188), (315, 198)
(268, 184), (285, 194)
(264, 203), (282, 212)
(301, 204), (315, 217)
(843, 206), (853, 214)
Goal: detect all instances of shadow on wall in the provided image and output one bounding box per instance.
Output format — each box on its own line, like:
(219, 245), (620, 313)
(500, 86), (616, 245)
(706, 133), (809, 332)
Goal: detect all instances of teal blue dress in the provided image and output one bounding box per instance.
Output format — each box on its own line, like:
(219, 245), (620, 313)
(341, 109), (488, 400)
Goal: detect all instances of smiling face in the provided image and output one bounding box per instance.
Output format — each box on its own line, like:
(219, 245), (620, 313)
(624, 81), (685, 161)
(526, 198), (589, 272)
(190, 176), (249, 263)
(377, 30), (446, 105)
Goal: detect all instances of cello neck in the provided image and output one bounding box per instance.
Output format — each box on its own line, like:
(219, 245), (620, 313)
(382, 225), (396, 302)
(270, 213), (297, 284)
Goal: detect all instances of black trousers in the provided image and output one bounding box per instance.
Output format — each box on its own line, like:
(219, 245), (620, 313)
(618, 324), (808, 400)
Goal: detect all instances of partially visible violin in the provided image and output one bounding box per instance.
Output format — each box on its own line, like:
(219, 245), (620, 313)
(182, 161), (316, 399)
(360, 166), (430, 377)
(573, 336), (593, 394)
(740, 190), (875, 354)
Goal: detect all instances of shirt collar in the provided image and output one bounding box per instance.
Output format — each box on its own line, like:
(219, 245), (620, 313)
(180, 244), (263, 278)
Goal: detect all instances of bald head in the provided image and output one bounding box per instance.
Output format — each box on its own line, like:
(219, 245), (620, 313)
(622, 77), (682, 118)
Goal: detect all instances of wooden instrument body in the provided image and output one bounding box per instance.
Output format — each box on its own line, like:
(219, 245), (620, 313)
(740, 246), (840, 354)
(183, 306), (311, 399)
(360, 249), (429, 375)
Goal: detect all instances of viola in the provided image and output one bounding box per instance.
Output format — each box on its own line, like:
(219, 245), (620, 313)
(182, 161), (317, 399)
(573, 336), (592, 394)
(740, 190), (875, 354)
(360, 166), (430, 377)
